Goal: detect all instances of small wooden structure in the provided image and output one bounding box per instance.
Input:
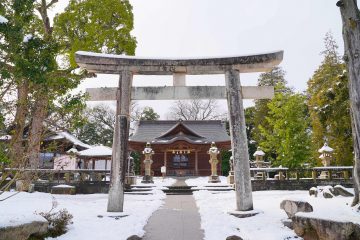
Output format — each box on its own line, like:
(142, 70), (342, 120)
(77, 145), (112, 170)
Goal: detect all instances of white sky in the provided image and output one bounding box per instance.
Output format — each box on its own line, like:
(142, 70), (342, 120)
(53, 0), (344, 119)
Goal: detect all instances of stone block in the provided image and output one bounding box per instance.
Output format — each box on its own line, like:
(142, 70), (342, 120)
(332, 185), (354, 197)
(51, 185), (76, 195)
(226, 236), (243, 240)
(280, 200), (313, 218)
(208, 175), (220, 183)
(292, 215), (360, 240)
(0, 218), (48, 240)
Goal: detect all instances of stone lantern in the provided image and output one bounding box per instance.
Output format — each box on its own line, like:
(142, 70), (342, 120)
(253, 147), (265, 168)
(208, 142), (220, 183)
(227, 155), (235, 185)
(318, 142), (334, 179)
(125, 155), (137, 185)
(142, 142), (154, 183)
(253, 147), (266, 180)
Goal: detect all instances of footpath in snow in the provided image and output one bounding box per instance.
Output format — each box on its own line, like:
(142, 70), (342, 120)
(143, 179), (204, 240)
(0, 177), (175, 240)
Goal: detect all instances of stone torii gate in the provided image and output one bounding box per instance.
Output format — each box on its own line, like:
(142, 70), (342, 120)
(75, 50), (283, 213)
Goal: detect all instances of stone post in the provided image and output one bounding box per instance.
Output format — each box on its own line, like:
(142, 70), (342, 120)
(318, 143), (334, 179)
(125, 155), (136, 185)
(225, 69), (254, 211)
(227, 155), (235, 185)
(142, 142), (154, 183)
(208, 142), (220, 183)
(107, 71), (132, 212)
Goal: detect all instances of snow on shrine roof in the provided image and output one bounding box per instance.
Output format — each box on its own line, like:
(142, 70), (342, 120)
(77, 145), (112, 157)
(45, 131), (92, 149)
(129, 120), (230, 144)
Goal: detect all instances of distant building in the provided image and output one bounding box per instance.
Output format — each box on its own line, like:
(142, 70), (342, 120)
(129, 120), (231, 176)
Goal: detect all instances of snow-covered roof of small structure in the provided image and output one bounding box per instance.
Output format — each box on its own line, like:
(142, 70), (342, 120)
(45, 131), (91, 149)
(78, 145), (112, 157)
(318, 143), (334, 153)
(253, 147), (265, 156)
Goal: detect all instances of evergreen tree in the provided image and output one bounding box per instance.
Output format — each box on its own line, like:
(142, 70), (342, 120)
(139, 107), (160, 121)
(260, 93), (311, 169)
(252, 67), (290, 145)
(0, 0), (137, 168)
(307, 32), (353, 166)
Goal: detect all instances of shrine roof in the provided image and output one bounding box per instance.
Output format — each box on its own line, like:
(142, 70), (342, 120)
(129, 120), (230, 144)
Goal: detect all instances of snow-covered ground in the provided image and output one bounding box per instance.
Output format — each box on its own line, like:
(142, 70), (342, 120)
(185, 176), (228, 186)
(194, 189), (358, 240)
(135, 176), (176, 187)
(0, 177), (176, 240)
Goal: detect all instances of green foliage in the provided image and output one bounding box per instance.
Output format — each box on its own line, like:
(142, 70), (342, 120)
(245, 106), (257, 159)
(260, 93), (311, 169)
(54, 0), (137, 66)
(307, 32), (353, 166)
(131, 151), (141, 175)
(75, 105), (115, 147)
(139, 107), (160, 121)
(252, 67), (290, 145)
(221, 150), (231, 176)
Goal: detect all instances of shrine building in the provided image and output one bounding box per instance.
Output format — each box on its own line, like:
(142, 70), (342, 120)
(129, 120), (231, 176)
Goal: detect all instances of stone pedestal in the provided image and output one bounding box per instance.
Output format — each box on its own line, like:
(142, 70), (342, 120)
(141, 175), (153, 184)
(227, 171), (235, 184)
(208, 175), (221, 183)
(125, 176), (137, 185)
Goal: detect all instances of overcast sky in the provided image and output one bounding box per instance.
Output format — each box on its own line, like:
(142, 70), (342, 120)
(55, 0), (344, 118)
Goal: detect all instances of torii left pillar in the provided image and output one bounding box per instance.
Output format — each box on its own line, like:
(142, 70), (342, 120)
(107, 71), (132, 212)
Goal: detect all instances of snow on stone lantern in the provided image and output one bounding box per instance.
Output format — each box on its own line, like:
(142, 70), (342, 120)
(253, 147), (265, 168)
(318, 142), (334, 179)
(253, 147), (266, 180)
(208, 142), (220, 183)
(141, 142), (154, 183)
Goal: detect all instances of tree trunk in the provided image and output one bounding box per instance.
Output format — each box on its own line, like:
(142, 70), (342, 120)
(337, 0), (360, 206)
(27, 91), (48, 168)
(9, 80), (29, 167)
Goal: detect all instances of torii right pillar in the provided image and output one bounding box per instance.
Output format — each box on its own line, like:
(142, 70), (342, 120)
(225, 69), (253, 211)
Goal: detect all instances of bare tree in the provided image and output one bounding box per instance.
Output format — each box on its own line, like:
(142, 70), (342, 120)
(168, 99), (226, 120)
(337, 0), (360, 206)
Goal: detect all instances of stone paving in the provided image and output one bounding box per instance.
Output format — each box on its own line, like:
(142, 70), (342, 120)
(143, 179), (204, 240)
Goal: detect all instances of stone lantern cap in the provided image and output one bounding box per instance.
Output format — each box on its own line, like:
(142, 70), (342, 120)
(318, 143), (334, 153)
(253, 147), (265, 156)
(143, 142), (154, 154)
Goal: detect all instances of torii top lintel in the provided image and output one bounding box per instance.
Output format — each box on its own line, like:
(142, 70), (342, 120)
(75, 50), (283, 75)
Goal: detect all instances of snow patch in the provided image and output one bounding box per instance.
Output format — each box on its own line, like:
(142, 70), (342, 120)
(0, 15), (8, 24)
(23, 34), (33, 43)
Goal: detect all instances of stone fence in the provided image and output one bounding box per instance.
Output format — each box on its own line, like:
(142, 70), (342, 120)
(0, 166), (353, 193)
